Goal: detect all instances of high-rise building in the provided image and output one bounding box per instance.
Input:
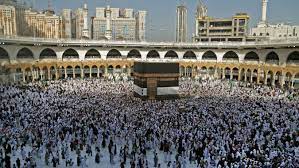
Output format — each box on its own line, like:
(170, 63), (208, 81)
(135, 11), (146, 41)
(193, 1), (250, 42)
(62, 9), (72, 38)
(176, 5), (187, 43)
(91, 6), (146, 41)
(23, 9), (62, 39)
(73, 3), (89, 39)
(0, 5), (17, 36)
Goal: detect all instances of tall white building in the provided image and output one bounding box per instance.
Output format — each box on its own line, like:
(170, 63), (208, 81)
(176, 5), (187, 43)
(0, 5), (17, 36)
(91, 6), (146, 41)
(62, 9), (72, 38)
(135, 11), (146, 41)
(251, 0), (299, 39)
(73, 3), (89, 39)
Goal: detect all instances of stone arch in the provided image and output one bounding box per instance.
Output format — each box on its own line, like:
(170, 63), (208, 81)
(42, 66), (48, 80)
(127, 49), (141, 59)
(62, 48), (79, 59)
(24, 67), (32, 81)
(83, 65), (90, 78)
(208, 67), (215, 76)
(108, 65), (114, 74)
(244, 51), (259, 62)
(286, 51), (299, 64)
(266, 70), (275, 85)
(252, 69), (258, 83)
(165, 50), (178, 59)
(224, 67), (231, 79)
(85, 49), (101, 59)
(285, 72), (293, 86)
(274, 71), (282, 86)
(74, 65), (81, 78)
(49, 66), (56, 80)
(180, 65), (185, 77)
(223, 51), (239, 62)
(99, 65), (105, 77)
(66, 66), (73, 78)
(91, 65), (98, 77)
(107, 49), (122, 59)
(17, 47), (34, 59)
(202, 51), (217, 60)
(0, 47), (9, 60)
(147, 50), (160, 59)
(183, 51), (196, 59)
(265, 51), (279, 65)
(232, 67), (239, 80)
(40, 48), (57, 59)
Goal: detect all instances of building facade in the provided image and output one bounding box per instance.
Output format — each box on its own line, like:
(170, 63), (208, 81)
(135, 11), (146, 41)
(61, 9), (72, 39)
(0, 36), (299, 89)
(23, 9), (62, 39)
(251, 24), (299, 39)
(91, 6), (146, 41)
(193, 1), (250, 42)
(250, 0), (299, 39)
(0, 5), (17, 36)
(176, 5), (187, 43)
(73, 3), (89, 39)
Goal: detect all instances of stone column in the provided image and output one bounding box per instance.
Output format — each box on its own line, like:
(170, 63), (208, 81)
(22, 71), (26, 83)
(214, 68), (218, 78)
(128, 67), (131, 76)
(250, 70), (253, 83)
(48, 69), (51, 80)
(55, 68), (59, 80)
(105, 66), (108, 77)
(264, 72), (268, 85)
(280, 73), (286, 87)
(13, 73), (16, 82)
(90, 68), (92, 78)
(230, 70), (233, 80)
(222, 69), (225, 79)
(73, 68), (75, 78)
(238, 70), (241, 81)
(257, 69), (260, 84)
(97, 68), (100, 78)
(32, 70), (35, 82)
(271, 74), (275, 86)
(291, 75), (295, 88)
(64, 69), (67, 79)
(81, 68), (84, 79)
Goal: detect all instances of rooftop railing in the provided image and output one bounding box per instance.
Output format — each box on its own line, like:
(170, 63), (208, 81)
(1, 35), (299, 47)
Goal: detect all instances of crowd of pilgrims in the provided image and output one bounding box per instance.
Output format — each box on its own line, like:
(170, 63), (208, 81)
(0, 78), (298, 168)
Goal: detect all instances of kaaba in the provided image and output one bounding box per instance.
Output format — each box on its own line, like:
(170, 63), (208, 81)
(133, 62), (180, 100)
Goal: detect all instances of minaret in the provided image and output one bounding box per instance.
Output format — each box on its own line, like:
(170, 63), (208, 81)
(82, 2), (89, 38)
(176, 4), (187, 43)
(195, 0), (208, 37)
(258, 0), (268, 27)
(105, 5), (112, 40)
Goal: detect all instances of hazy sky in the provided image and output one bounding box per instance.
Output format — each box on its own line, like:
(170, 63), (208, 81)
(33, 0), (299, 42)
